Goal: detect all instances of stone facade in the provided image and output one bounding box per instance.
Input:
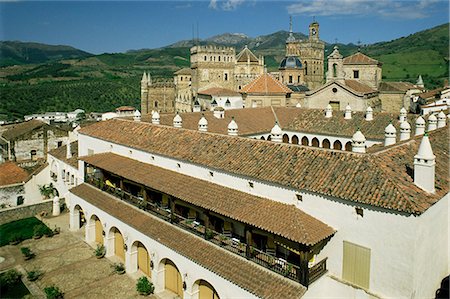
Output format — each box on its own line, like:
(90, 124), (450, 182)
(244, 94), (288, 108)
(141, 79), (176, 114)
(342, 63), (382, 89)
(0, 199), (54, 225)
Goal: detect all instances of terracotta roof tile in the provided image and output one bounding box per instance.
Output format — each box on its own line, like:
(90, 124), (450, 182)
(1, 120), (45, 141)
(79, 119), (449, 214)
(241, 73), (292, 94)
(48, 141), (79, 169)
(343, 52), (380, 65)
(379, 81), (416, 92)
(0, 162), (29, 186)
(81, 153), (335, 246)
(344, 80), (377, 94)
(71, 183), (307, 298)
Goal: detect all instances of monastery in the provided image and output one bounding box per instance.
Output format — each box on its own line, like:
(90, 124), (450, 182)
(47, 104), (449, 298)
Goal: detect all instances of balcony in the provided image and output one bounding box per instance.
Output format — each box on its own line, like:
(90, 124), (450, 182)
(85, 174), (328, 287)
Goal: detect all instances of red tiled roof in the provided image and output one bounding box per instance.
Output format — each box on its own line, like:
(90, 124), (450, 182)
(116, 106), (135, 112)
(198, 87), (241, 97)
(379, 81), (417, 92)
(1, 120), (45, 141)
(418, 88), (444, 100)
(71, 183), (306, 298)
(0, 162), (29, 186)
(241, 73), (292, 94)
(79, 119), (449, 214)
(343, 52), (380, 65)
(344, 80), (377, 94)
(81, 153), (335, 246)
(48, 141), (79, 169)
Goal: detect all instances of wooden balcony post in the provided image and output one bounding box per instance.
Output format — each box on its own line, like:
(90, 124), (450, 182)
(298, 250), (310, 287)
(245, 227), (253, 259)
(203, 212), (210, 240)
(170, 197), (175, 223)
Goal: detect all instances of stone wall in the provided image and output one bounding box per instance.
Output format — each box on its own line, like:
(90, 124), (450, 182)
(0, 199), (61, 225)
(379, 92), (404, 113)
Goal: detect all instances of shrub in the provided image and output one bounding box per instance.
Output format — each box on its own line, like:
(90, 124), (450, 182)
(0, 269), (22, 287)
(112, 262), (125, 274)
(136, 276), (154, 296)
(26, 269), (42, 281)
(9, 233), (23, 245)
(94, 244), (105, 258)
(44, 285), (63, 299)
(33, 224), (51, 239)
(20, 247), (35, 260)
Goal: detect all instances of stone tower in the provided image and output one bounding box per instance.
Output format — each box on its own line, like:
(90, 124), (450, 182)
(298, 21), (325, 90)
(279, 17), (305, 86)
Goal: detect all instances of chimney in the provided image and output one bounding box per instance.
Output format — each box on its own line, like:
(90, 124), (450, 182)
(384, 123), (397, 146)
(193, 100), (201, 113)
(344, 104), (352, 120)
(66, 140), (72, 159)
(399, 121), (411, 141)
(365, 106), (373, 121)
(437, 111), (446, 128)
(351, 129), (366, 153)
(296, 102), (301, 108)
(228, 117), (238, 136)
(173, 112), (182, 128)
(152, 111), (160, 125)
(198, 114), (208, 132)
(270, 121), (283, 143)
(399, 107), (407, 122)
(414, 133), (435, 193)
(133, 110), (141, 122)
(325, 104), (333, 118)
(415, 116), (426, 136)
(427, 114), (437, 131)
(213, 107), (225, 119)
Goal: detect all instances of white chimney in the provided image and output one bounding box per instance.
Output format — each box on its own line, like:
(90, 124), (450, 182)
(384, 123), (397, 146)
(228, 117), (238, 136)
(325, 104), (333, 118)
(399, 121), (411, 141)
(66, 140), (72, 159)
(296, 102), (301, 108)
(437, 111), (446, 128)
(427, 114), (437, 131)
(213, 107), (225, 119)
(414, 134), (435, 193)
(415, 116), (426, 136)
(399, 107), (407, 122)
(344, 104), (352, 120)
(365, 106), (373, 121)
(133, 110), (141, 122)
(351, 129), (366, 153)
(270, 122), (283, 143)
(173, 113), (182, 128)
(193, 100), (201, 113)
(198, 114), (208, 132)
(152, 111), (160, 125)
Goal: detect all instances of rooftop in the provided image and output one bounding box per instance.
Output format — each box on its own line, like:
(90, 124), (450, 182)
(1, 120), (46, 141)
(0, 162), (29, 187)
(71, 183), (306, 299)
(79, 119), (449, 215)
(379, 81), (417, 92)
(236, 46), (259, 63)
(241, 73), (293, 95)
(343, 52), (381, 66)
(198, 87), (241, 97)
(48, 141), (79, 169)
(174, 68), (192, 76)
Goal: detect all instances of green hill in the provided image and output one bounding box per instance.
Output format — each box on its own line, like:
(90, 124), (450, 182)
(0, 23), (448, 121)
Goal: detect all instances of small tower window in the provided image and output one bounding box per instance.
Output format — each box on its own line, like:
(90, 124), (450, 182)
(248, 182), (254, 188)
(289, 75), (293, 84)
(209, 171), (214, 177)
(224, 73), (228, 81)
(356, 207), (364, 217)
(353, 70), (359, 79)
(296, 194), (303, 201)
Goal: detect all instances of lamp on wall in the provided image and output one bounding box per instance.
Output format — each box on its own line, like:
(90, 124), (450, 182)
(123, 243), (128, 251)
(182, 273), (188, 290)
(150, 260), (154, 270)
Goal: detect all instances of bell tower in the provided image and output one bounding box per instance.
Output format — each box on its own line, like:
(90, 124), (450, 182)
(309, 21), (319, 41)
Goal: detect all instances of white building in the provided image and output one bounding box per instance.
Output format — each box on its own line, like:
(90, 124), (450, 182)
(196, 87), (244, 111)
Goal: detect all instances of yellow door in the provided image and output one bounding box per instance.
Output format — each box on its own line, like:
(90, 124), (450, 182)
(114, 231), (125, 261)
(199, 281), (219, 299)
(165, 262), (182, 297)
(95, 219), (103, 245)
(138, 244), (150, 277)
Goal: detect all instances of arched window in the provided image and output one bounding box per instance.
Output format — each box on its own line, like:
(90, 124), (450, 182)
(312, 137), (319, 147)
(345, 141), (352, 151)
(334, 140), (342, 150)
(154, 101), (158, 108)
(333, 63), (337, 78)
(304, 61), (308, 75)
(282, 134), (289, 143)
(292, 135), (299, 144)
(301, 136), (308, 146)
(322, 139), (331, 149)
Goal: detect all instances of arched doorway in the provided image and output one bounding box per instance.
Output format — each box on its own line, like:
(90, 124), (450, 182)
(193, 279), (220, 299)
(163, 259), (183, 297)
(291, 135), (299, 144)
(301, 136), (308, 146)
(312, 137), (319, 147)
(282, 134), (289, 143)
(322, 139), (331, 149)
(345, 141), (352, 151)
(109, 227), (125, 261)
(93, 215), (103, 245)
(70, 204), (85, 230)
(132, 241), (151, 277)
(333, 140), (342, 150)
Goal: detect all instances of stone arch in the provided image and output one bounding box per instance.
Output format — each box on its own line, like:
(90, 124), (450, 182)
(70, 204), (85, 230)
(345, 141), (352, 151)
(312, 137), (320, 147)
(131, 241), (151, 277)
(87, 214), (104, 245)
(192, 279), (220, 299)
(282, 134), (289, 143)
(50, 160), (58, 179)
(322, 139), (331, 149)
(301, 136), (308, 146)
(260, 136), (265, 140)
(292, 135), (299, 144)
(333, 140), (342, 150)
(159, 258), (183, 297)
(108, 227), (125, 262)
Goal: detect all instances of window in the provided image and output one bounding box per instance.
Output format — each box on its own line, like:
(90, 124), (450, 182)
(224, 73), (228, 81)
(296, 194), (303, 201)
(248, 182), (254, 188)
(204, 56), (207, 61)
(154, 101), (158, 108)
(329, 101), (340, 110)
(333, 63), (337, 78)
(353, 70), (359, 79)
(342, 241), (371, 289)
(177, 163), (181, 168)
(151, 155), (155, 160)
(289, 75), (293, 84)
(225, 99), (231, 107)
(17, 196), (24, 206)
(332, 88), (338, 93)
(30, 150), (37, 160)
(129, 150), (133, 155)
(57, 141), (63, 147)
(209, 171), (214, 177)
(180, 77), (183, 81)
(356, 207), (363, 217)
(297, 76), (301, 83)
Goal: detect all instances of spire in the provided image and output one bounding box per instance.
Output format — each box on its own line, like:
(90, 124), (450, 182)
(416, 75), (424, 88)
(147, 72), (152, 85)
(287, 16), (296, 42)
(141, 72), (147, 83)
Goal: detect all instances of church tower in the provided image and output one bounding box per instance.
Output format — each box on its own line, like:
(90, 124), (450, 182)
(299, 20), (325, 90)
(279, 17), (305, 86)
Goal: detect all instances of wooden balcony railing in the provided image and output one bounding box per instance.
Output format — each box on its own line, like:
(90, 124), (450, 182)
(85, 175), (327, 286)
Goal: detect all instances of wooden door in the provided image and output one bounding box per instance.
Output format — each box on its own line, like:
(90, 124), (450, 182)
(138, 244), (150, 277)
(199, 282), (220, 299)
(342, 241), (371, 289)
(165, 262), (182, 297)
(95, 219), (103, 245)
(114, 230), (125, 261)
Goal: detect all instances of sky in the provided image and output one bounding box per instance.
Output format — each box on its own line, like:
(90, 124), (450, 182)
(0, 0), (448, 54)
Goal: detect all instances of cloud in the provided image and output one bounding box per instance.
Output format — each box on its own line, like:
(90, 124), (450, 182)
(209, 0), (246, 11)
(286, 0), (442, 19)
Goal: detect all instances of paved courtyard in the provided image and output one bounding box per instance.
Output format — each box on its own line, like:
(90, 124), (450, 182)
(0, 213), (161, 299)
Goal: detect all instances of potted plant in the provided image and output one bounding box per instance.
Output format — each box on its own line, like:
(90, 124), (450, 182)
(27, 269), (43, 281)
(112, 262), (125, 275)
(44, 285), (64, 299)
(21, 247), (35, 260)
(136, 276), (154, 296)
(94, 244), (106, 259)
